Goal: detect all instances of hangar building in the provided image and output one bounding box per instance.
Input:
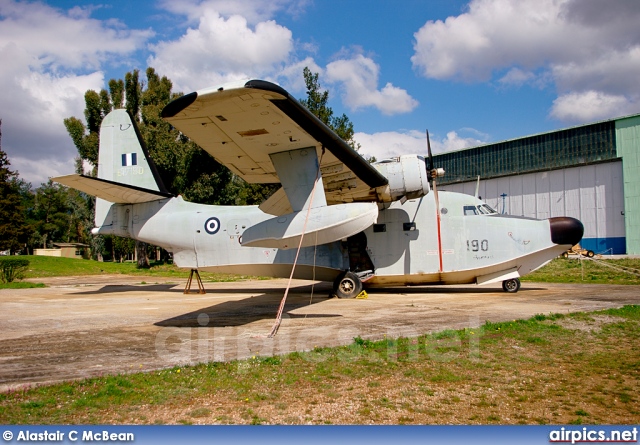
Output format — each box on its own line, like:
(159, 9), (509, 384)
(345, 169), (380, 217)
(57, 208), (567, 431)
(435, 113), (640, 255)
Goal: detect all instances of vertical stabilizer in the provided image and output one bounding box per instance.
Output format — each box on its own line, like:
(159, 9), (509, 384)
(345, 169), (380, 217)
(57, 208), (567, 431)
(97, 109), (166, 191)
(96, 109), (168, 226)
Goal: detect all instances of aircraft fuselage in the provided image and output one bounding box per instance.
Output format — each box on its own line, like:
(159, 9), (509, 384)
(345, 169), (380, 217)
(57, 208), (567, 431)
(95, 190), (572, 287)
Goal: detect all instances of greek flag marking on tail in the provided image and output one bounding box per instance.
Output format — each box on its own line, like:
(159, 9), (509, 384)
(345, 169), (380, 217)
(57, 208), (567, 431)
(121, 153), (138, 167)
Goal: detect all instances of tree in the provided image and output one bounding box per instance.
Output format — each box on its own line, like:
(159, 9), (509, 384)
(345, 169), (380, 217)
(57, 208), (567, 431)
(64, 68), (254, 267)
(0, 121), (31, 254)
(299, 67), (360, 151)
(30, 180), (75, 248)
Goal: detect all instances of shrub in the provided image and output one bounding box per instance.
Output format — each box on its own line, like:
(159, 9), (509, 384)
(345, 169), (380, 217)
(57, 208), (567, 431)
(0, 257), (30, 283)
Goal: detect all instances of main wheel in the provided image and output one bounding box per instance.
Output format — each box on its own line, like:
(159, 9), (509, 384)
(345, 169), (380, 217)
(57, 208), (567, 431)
(502, 278), (521, 293)
(586, 250), (595, 258)
(561, 251), (569, 258)
(333, 271), (363, 299)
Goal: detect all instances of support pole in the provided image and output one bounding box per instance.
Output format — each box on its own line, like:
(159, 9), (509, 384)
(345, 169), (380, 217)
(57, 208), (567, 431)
(184, 269), (206, 294)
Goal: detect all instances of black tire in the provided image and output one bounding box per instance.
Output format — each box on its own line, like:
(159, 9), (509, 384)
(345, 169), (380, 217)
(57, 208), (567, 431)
(561, 252), (569, 258)
(502, 278), (521, 293)
(333, 271), (363, 299)
(586, 250), (595, 258)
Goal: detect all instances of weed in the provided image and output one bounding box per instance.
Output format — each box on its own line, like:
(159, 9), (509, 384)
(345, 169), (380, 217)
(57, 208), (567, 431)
(189, 408), (211, 418)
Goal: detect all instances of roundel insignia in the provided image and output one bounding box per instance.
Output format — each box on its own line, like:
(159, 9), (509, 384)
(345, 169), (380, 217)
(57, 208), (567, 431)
(204, 217), (220, 235)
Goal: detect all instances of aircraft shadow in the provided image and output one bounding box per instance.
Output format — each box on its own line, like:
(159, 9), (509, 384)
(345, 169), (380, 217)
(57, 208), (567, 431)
(75, 282), (333, 296)
(155, 288), (338, 328)
(365, 285), (546, 294)
(75, 284), (181, 294)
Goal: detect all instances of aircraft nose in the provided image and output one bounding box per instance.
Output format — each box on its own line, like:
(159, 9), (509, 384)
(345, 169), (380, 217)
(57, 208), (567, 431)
(549, 217), (584, 246)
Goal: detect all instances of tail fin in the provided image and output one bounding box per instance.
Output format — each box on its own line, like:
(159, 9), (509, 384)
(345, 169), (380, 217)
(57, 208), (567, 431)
(94, 109), (169, 228)
(97, 109), (167, 193)
(53, 109), (172, 233)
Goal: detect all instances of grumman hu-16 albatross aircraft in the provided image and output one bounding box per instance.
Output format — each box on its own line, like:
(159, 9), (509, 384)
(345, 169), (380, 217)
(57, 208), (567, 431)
(54, 79), (584, 298)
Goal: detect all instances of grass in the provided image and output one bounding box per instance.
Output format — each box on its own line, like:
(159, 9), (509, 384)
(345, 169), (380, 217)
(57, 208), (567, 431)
(10, 256), (640, 287)
(1, 305), (638, 425)
(523, 258), (640, 285)
(17, 255), (265, 282)
(0, 282), (46, 289)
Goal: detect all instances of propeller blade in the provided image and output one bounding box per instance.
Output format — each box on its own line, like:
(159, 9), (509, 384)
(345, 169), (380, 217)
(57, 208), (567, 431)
(426, 129), (433, 171)
(426, 129), (434, 181)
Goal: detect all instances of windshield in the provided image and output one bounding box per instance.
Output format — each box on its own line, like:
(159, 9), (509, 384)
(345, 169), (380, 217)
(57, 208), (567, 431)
(482, 204), (497, 214)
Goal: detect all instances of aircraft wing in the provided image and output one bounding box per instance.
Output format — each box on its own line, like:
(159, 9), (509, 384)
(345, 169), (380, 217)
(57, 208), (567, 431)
(161, 80), (390, 209)
(53, 174), (173, 204)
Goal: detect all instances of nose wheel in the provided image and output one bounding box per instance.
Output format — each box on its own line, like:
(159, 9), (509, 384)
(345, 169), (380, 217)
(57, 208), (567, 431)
(333, 271), (363, 299)
(502, 278), (521, 293)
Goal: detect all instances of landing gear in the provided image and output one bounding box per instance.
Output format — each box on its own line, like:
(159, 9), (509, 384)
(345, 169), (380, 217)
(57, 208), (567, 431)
(502, 278), (521, 293)
(333, 271), (363, 299)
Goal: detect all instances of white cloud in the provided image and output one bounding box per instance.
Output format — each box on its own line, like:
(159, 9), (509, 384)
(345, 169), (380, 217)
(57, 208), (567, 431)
(0, 0), (153, 185)
(411, 0), (640, 123)
(498, 67), (535, 87)
(326, 54), (418, 115)
(158, 0), (309, 26)
(276, 57), (323, 92)
(148, 7), (294, 92)
(0, 1), (152, 70)
(550, 91), (637, 122)
(149, 5), (419, 117)
(355, 129), (485, 161)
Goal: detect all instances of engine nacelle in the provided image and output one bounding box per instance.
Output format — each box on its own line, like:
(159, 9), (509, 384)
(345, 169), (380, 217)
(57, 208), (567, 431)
(373, 155), (430, 201)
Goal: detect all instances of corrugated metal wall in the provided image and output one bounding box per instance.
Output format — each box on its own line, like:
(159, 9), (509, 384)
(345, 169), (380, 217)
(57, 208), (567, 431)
(442, 161), (626, 253)
(616, 115), (640, 255)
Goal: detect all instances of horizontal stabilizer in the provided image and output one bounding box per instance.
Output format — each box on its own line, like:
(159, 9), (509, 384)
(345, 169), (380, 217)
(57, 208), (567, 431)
(241, 202), (378, 249)
(53, 174), (172, 204)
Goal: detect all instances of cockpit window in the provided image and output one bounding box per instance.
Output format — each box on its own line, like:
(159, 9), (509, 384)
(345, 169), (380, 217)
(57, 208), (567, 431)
(477, 205), (488, 214)
(482, 204), (497, 214)
(463, 205), (478, 216)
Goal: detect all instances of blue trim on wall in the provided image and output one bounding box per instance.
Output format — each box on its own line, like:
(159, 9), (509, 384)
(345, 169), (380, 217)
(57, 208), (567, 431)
(581, 237), (626, 254)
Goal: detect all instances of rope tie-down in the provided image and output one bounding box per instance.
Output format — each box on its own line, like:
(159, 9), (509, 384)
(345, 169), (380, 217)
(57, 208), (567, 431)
(268, 150), (325, 338)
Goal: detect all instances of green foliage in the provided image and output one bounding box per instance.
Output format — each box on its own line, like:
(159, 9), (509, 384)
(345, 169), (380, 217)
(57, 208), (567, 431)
(0, 125), (32, 254)
(19, 255), (264, 282)
(523, 258), (640, 285)
(24, 180), (91, 251)
(299, 67), (360, 151)
(0, 281), (45, 289)
(0, 257), (29, 283)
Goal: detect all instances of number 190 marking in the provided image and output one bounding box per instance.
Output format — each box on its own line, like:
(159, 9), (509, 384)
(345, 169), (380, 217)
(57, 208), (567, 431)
(467, 239), (489, 251)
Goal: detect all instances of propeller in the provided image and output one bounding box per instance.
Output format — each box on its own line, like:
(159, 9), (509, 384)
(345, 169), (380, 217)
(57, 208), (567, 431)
(425, 129), (445, 184)
(426, 129), (434, 182)
(426, 129), (445, 273)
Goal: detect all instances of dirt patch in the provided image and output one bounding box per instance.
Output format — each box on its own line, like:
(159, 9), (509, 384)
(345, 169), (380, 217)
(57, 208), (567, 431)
(552, 315), (627, 333)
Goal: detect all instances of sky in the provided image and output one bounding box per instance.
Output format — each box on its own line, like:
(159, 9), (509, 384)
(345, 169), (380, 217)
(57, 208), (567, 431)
(1, 0), (640, 186)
